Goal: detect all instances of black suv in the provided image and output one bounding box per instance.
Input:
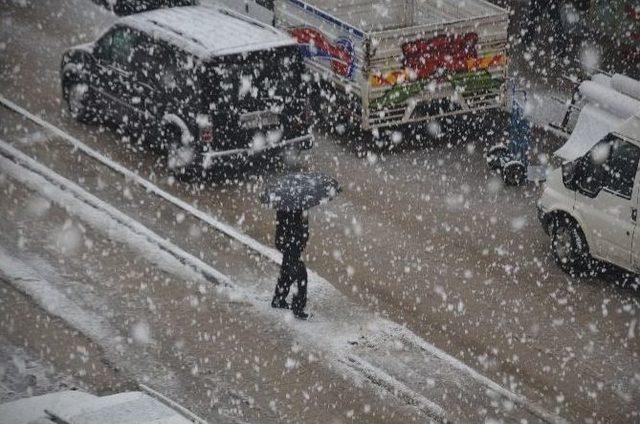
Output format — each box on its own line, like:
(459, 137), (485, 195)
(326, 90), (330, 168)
(61, 6), (312, 176)
(91, 0), (196, 16)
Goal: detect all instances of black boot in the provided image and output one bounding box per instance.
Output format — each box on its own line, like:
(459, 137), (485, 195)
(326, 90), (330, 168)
(271, 297), (289, 309)
(293, 309), (309, 320)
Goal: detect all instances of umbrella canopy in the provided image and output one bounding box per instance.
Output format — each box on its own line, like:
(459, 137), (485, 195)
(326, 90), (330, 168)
(260, 172), (341, 211)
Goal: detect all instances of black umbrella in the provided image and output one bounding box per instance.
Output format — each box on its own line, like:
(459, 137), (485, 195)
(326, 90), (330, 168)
(260, 172), (341, 211)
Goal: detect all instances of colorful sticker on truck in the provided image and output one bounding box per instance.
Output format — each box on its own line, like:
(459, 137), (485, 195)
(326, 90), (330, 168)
(289, 27), (356, 78)
(370, 32), (505, 109)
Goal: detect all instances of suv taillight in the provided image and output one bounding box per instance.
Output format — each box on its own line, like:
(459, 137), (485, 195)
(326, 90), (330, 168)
(196, 114), (214, 143)
(200, 126), (214, 143)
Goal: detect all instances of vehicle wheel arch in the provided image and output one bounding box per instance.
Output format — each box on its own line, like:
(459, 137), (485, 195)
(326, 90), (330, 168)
(61, 50), (92, 89)
(61, 67), (95, 123)
(547, 210), (585, 235)
(61, 65), (86, 99)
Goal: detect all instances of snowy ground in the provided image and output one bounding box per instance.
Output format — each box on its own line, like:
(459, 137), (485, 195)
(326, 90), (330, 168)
(0, 337), (85, 404)
(0, 0), (639, 423)
(0, 129), (562, 422)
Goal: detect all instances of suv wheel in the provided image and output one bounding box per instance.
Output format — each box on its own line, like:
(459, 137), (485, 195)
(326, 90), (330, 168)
(65, 81), (93, 122)
(551, 218), (591, 276)
(162, 125), (197, 180)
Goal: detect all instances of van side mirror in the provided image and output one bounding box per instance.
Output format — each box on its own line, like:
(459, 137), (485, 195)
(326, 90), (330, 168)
(562, 160), (577, 190)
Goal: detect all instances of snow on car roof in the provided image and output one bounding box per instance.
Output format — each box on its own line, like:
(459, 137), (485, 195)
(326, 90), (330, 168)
(121, 6), (295, 58)
(616, 114), (640, 144)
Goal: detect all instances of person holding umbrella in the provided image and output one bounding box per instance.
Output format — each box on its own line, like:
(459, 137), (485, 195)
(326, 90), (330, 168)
(272, 209), (309, 319)
(261, 172), (341, 320)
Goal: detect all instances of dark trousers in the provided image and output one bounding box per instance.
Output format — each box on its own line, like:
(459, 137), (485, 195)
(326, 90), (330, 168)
(274, 253), (308, 313)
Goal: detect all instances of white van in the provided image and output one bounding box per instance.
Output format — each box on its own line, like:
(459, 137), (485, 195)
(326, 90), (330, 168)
(538, 115), (640, 275)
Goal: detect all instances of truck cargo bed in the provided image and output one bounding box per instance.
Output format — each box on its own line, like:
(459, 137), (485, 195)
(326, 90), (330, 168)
(304, 0), (506, 32)
(275, 0), (509, 129)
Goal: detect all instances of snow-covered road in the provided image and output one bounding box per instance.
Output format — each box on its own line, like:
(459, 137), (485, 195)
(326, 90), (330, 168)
(0, 122), (562, 421)
(1, 0), (639, 422)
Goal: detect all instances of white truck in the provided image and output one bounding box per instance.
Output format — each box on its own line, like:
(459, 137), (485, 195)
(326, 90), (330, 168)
(538, 114), (640, 276)
(210, 0), (510, 134)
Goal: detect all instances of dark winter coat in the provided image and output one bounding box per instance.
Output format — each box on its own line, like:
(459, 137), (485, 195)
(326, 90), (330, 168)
(275, 210), (309, 258)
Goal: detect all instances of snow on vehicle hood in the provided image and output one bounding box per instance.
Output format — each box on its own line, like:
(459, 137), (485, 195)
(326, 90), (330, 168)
(554, 75), (640, 161)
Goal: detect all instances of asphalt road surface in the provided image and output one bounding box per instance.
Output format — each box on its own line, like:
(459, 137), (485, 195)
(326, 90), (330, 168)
(1, 0), (639, 422)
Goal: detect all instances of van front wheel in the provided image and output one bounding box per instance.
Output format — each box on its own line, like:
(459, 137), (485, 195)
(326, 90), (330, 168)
(551, 219), (591, 276)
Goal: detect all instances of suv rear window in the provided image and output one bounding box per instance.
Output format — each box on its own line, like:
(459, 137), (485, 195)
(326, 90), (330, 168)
(202, 46), (304, 113)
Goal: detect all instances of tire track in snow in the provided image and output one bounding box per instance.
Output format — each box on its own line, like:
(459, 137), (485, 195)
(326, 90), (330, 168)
(0, 96), (567, 423)
(0, 248), (116, 348)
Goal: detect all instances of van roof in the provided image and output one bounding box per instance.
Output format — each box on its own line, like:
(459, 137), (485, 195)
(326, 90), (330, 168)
(120, 6), (295, 57)
(615, 115), (640, 144)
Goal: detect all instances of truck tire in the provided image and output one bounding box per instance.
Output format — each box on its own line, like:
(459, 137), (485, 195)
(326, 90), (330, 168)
(486, 144), (508, 170)
(64, 80), (94, 123)
(551, 218), (591, 276)
(361, 129), (401, 153)
(503, 160), (526, 186)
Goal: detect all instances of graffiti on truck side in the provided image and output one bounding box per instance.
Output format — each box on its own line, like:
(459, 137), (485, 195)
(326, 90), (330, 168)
(289, 27), (356, 78)
(370, 70), (503, 110)
(369, 32), (505, 109)
(370, 32), (505, 88)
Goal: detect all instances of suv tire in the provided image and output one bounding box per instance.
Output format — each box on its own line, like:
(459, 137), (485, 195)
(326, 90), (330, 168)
(551, 218), (591, 276)
(162, 125), (198, 180)
(64, 80), (94, 123)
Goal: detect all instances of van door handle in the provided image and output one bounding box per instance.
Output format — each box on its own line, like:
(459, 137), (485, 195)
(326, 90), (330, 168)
(632, 207), (638, 223)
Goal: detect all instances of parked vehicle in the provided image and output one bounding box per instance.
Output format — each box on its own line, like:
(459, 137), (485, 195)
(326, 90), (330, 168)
(538, 115), (640, 276)
(0, 387), (205, 424)
(225, 0), (509, 138)
(207, 0), (275, 24)
(487, 88), (532, 186)
(92, 0), (197, 15)
(539, 0), (639, 50)
(61, 6), (313, 177)
(527, 0), (640, 75)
